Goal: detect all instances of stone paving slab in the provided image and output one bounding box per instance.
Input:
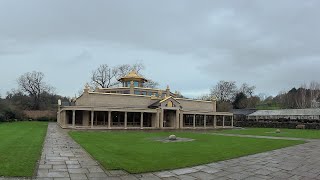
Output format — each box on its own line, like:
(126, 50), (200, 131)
(211, 132), (315, 141)
(33, 123), (320, 180)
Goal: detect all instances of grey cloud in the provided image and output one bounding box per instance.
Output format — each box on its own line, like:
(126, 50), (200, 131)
(0, 0), (320, 97)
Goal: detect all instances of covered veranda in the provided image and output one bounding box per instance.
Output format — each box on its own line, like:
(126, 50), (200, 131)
(58, 107), (159, 129)
(180, 111), (234, 129)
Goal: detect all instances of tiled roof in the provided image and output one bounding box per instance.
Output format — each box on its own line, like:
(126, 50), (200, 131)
(248, 108), (320, 116)
(119, 70), (147, 81)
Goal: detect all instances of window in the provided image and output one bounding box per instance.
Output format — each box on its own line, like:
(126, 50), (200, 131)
(195, 115), (204, 126)
(134, 81), (139, 87)
(183, 114), (194, 127)
(124, 82), (130, 87)
(134, 90), (140, 95)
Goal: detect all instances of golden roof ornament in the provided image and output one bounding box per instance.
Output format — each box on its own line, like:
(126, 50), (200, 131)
(118, 70), (148, 82)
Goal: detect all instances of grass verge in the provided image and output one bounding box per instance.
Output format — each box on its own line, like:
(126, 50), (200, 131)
(0, 121), (48, 177)
(70, 131), (303, 173)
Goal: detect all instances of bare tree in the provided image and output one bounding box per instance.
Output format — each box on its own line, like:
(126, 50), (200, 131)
(91, 63), (158, 89)
(144, 79), (159, 88)
(295, 84), (308, 109)
(239, 83), (255, 97)
(91, 64), (119, 88)
(132, 62), (145, 74)
(115, 64), (131, 80)
(115, 63), (145, 80)
(174, 91), (185, 98)
(210, 81), (237, 102)
(310, 81), (320, 107)
(17, 71), (52, 110)
(197, 94), (212, 101)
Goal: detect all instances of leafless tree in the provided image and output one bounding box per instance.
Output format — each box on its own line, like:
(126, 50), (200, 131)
(197, 94), (212, 101)
(310, 81), (320, 107)
(174, 91), (185, 98)
(115, 64), (131, 80)
(91, 64), (119, 88)
(115, 63), (145, 80)
(144, 79), (159, 88)
(91, 63), (158, 88)
(17, 71), (52, 110)
(210, 81), (237, 102)
(257, 93), (268, 101)
(132, 62), (145, 74)
(294, 84), (308, 109)
(239, 83), (255, 97)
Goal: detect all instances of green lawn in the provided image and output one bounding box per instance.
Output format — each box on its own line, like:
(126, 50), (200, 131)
(0, 121), (48, 177)
(69, 131), (303, 173)
(219, 128), (320, 139)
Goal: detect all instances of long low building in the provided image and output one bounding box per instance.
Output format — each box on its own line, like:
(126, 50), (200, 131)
(57, 71), (233, 129)
(247, 109), (320, 120)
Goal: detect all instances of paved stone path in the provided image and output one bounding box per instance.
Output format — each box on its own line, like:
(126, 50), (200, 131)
(210, 132), (314, 141)
(35, 123), (320, 180)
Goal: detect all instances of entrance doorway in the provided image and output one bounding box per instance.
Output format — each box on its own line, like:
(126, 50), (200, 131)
(163, 110), (176, 128)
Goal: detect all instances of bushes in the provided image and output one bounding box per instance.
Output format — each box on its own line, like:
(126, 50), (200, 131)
(0, 108), (56, 122)
(235, 120), (320, 129)
(35, 116), (56, 122)
(0, 107), (57, 122)
(0, 108), (24, 122)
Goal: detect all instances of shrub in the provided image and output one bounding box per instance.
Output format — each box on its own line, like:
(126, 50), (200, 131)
(235, 120), (320, 130)
(0, 107), (26, 122)
(36, 116), (56, 122)
(0, 112), (5, 122)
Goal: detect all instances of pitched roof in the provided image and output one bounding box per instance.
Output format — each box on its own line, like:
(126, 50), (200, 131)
(159, 96), (180, 104)
(118, 70), (147, 82)
(148, 96), (181, 108)
(248, 109), (320, 116)
(232, 109), (257, 115)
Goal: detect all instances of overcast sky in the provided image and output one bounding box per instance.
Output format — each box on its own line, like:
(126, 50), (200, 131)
(1, 0), (320, 98)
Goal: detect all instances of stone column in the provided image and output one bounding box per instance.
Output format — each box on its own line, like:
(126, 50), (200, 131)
(82, 111), (89, 126)
(222, 116), (225, 128)
(95, 112), (97, 126)
(214, 115), (217, 128)
(193, 114), (196, 129)
(160, 109), (164, 128)
(62, 111), (66, 128)
(179, 111), (184, 129)
(140, 112), (144, 129)
(108, 111), (111, 129)
(124, 112), (127, 129)
(231, 115), (234, 128)
(204, 115), (207, 129)
(91, 111), (94, 128)
(130, 81), (134, 94)
(72, 110), (76, 128)
(57, 112), (60, 125)
(175, 110), (180, 129)
(156, 109), (160, 128)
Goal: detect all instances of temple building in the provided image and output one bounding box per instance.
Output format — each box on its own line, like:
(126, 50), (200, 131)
(57, 71), (233, 129)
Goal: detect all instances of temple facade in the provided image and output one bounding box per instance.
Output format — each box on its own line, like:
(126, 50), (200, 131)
(57, 71), (233, 130)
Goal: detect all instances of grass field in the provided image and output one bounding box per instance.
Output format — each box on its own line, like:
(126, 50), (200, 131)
(69, 131), (303, 173)
(219, 128), (320, 139)
(0, 121), (48, 177)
